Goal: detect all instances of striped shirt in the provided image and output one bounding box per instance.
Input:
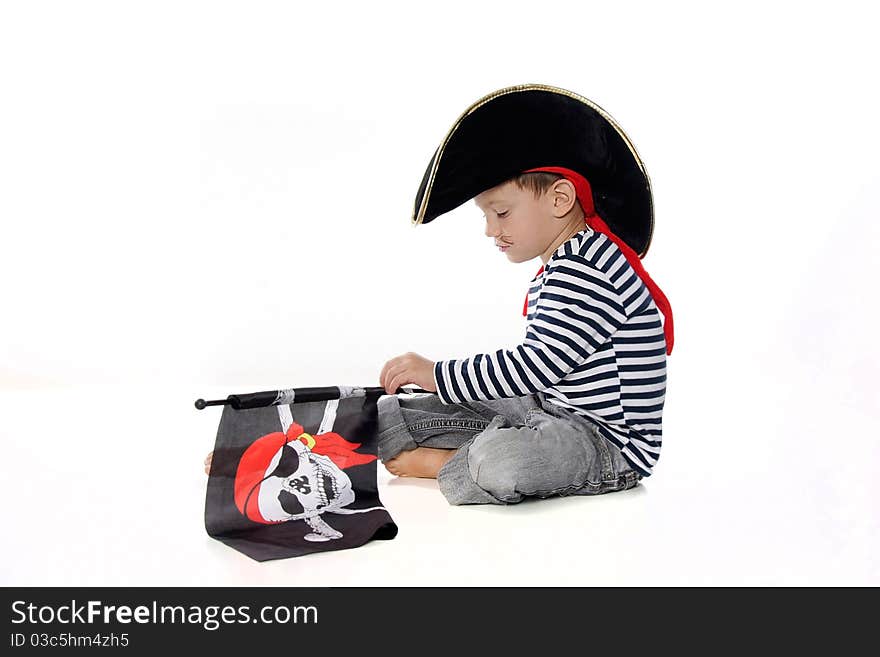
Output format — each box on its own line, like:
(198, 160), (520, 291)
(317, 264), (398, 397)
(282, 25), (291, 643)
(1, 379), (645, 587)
(432, 226), (667, 477)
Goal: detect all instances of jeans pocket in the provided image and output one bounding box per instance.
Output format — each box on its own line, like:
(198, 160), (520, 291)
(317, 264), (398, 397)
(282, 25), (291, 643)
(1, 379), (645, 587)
(524, 408), (547, 427)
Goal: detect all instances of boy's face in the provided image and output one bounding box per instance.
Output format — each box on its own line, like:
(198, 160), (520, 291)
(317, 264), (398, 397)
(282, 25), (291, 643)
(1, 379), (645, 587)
(474, 178), (583, 264)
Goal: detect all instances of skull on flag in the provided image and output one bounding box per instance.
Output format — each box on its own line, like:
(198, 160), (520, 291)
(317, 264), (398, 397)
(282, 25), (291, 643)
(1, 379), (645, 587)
(233, 421), (379, 541)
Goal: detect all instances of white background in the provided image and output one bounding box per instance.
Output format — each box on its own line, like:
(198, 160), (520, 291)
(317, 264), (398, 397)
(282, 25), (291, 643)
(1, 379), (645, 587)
(1, 0), (877, 585)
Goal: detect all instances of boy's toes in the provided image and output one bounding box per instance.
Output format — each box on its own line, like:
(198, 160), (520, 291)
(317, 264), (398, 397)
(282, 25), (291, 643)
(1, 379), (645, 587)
(384, 457), (407, 477)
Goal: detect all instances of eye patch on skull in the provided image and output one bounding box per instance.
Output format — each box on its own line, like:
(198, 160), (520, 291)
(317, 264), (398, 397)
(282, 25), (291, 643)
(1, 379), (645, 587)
(269, 443), (303, 478)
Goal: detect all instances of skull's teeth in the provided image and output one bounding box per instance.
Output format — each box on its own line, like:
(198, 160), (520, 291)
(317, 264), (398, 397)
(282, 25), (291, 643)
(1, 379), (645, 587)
(316, 466), (326, 505)
(313, 460), (338, 507)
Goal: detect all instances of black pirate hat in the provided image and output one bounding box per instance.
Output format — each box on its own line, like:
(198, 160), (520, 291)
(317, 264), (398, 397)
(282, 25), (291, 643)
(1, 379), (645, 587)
(411, 83), (655, 257)
(411, 83), (673, 355)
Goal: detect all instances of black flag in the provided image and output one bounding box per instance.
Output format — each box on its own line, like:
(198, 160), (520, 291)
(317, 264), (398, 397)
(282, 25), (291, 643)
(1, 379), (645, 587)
(204, 387), (398, 561)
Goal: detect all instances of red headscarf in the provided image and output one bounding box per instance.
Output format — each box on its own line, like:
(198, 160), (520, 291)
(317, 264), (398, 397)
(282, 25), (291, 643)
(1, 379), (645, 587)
(521, 166), (674, 355)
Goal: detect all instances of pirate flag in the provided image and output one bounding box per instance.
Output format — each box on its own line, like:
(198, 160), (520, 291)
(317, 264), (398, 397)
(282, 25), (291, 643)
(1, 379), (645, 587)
(201, 385), (402, 561)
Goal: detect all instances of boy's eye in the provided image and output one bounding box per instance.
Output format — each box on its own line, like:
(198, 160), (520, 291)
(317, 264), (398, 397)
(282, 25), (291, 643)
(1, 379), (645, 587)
(497, 211), (508, 217)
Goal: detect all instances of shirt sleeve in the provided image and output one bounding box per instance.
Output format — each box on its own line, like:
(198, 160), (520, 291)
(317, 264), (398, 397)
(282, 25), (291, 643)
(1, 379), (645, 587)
(433, 254), (629, 404)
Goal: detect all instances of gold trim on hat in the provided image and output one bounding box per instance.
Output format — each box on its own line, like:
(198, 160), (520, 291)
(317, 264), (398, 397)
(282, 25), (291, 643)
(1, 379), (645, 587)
(411, 83), (654, 257)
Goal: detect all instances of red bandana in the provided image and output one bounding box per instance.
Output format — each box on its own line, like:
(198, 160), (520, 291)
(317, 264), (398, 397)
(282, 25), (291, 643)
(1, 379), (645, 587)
(521, 166), (674, 355)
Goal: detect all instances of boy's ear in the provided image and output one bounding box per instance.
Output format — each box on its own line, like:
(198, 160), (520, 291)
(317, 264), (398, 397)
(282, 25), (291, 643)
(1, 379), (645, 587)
(550, 179), (578, 216)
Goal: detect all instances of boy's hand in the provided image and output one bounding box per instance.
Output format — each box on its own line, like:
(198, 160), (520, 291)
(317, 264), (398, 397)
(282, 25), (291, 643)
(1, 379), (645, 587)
(380, 352), (437, 395)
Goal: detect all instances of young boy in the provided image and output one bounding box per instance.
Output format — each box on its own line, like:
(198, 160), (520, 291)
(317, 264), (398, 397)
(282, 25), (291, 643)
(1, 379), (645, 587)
(206, 84), (673, 508)
(373, 84), (674, 505)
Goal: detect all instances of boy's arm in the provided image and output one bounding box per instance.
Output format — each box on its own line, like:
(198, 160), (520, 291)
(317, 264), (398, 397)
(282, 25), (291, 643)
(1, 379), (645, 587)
(433, 255), (629, 404)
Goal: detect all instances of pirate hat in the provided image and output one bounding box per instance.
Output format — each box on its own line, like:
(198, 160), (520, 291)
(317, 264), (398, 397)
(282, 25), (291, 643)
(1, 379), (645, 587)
(411, 83), (673, 355)
(411, 83), (654, 257)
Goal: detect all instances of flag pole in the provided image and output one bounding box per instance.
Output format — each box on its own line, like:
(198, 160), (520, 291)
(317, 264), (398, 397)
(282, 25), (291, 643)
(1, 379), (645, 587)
(194, 385), (433, 411)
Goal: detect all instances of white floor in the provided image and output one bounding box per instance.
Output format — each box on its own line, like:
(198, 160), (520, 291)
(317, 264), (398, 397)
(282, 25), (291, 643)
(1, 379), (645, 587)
(2, 376), (876, 587)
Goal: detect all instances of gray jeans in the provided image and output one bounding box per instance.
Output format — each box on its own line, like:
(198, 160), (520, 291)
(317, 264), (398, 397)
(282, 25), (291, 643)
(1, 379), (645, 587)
(376, 390), (642, 506)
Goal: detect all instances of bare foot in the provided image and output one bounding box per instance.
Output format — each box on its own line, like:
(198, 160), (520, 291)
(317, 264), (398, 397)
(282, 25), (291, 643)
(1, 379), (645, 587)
(383, 446), (456, 479)
(204, 451), (212, 475)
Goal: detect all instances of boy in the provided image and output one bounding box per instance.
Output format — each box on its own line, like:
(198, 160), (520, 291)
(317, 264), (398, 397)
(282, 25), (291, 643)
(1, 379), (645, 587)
(206, 84), (673, 508)
(374, 84), (673, 505)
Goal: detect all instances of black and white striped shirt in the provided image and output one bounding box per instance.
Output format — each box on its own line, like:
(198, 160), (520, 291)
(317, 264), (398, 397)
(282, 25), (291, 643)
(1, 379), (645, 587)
(432, 226), (667, 477)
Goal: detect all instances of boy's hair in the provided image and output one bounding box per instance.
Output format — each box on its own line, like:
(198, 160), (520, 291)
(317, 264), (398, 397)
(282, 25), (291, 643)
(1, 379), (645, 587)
(508, 171), (564, 199)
